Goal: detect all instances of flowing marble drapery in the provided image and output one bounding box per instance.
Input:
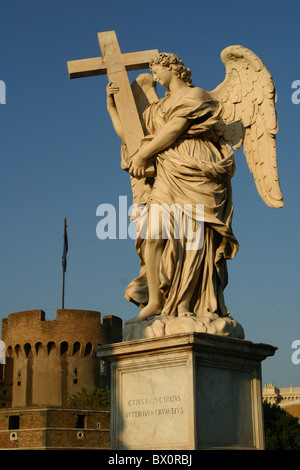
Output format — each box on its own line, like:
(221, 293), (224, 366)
(125, 93), (239, 318)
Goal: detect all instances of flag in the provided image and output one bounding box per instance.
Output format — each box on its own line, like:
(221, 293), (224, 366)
(62, 218), (68, 273)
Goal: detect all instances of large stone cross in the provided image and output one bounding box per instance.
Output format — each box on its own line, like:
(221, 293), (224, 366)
(67, 30), (158, 157)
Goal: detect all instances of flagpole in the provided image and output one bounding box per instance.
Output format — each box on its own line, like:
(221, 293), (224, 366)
(62, 270), (65, 309)
(62, 217), (68, 309)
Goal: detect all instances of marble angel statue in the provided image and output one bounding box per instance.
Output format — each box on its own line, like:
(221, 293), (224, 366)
(106, 46), (283, 339)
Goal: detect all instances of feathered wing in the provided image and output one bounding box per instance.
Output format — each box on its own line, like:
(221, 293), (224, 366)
(209, 45), (284, 208)
(131, 73), (159, 132)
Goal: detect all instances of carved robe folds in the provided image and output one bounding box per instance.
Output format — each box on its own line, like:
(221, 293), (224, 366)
(125, 94), (239, 318)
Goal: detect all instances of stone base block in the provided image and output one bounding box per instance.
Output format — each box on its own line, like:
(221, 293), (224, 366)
(96, 333), (276, 450)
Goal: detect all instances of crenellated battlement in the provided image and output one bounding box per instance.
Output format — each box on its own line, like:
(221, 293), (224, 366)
(0, 309), (122, 408)
(2, 309), (122, 354)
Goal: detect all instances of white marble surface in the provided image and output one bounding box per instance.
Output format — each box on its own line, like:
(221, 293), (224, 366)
(96, 333), (276, 450)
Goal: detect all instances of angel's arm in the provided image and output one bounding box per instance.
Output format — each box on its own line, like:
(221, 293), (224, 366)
(106, 82), (125, 141)
(129, 117), (189, 178)
(143, 117), (189, 155)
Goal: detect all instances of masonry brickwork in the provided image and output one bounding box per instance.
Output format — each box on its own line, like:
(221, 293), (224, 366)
(0, 407), (110, 449)
(0, 309), (122, 449)
(0, 309), (122, 408)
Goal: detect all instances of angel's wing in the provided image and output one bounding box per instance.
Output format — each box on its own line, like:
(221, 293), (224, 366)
(209, 45), (284, 208)
(131, 73), (159, 130)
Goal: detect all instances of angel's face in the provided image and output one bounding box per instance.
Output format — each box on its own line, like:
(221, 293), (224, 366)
(151, 65), (172, 88)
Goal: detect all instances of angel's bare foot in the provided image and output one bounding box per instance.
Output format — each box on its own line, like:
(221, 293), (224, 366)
(177, 304), (195, 318)
(132, 302), (161, 322)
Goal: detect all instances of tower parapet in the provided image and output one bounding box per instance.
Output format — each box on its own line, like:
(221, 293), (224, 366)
(0, 309), (122, 408)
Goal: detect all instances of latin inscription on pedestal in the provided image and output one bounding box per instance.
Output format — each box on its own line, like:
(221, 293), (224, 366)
(97, 333), (276, 450)
(125, 394), (184, 419)
(112, 354), (193, 449)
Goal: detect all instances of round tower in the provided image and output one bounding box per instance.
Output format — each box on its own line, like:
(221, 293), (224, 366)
(0, 309), (122, 408)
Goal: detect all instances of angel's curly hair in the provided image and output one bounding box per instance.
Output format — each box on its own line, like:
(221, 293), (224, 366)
(150, 53), (194, 87)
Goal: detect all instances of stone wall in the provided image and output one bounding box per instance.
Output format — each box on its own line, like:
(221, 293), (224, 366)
(263, 384), (300, 423)
(0, 407), (110, 449)
(0, 309), (122, 408)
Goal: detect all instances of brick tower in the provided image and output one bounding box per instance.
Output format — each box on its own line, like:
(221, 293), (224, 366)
(0, 309), (122, 408)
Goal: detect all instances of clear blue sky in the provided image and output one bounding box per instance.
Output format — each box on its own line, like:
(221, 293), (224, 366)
(0, 0), (299, 387)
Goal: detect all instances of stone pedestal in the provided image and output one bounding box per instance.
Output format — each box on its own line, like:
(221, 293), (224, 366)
(96, 333), (276, 450)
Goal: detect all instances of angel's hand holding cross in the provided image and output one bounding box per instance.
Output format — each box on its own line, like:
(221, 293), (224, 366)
(106, 82), (124, 141)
